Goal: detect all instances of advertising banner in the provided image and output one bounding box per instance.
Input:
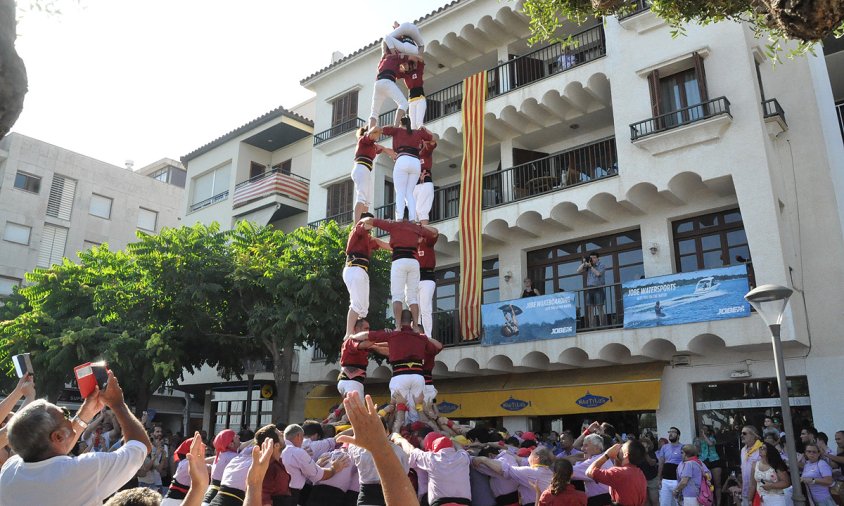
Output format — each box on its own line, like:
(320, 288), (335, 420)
(481, 292), (577, 346)
(622, 265), (751, 329)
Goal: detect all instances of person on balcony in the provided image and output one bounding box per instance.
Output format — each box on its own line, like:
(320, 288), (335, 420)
(352, 126), (396, 223)
(413, 134), (437, 225)
(382, 118), (434, 223)
(362, 216), (437, 327)
(400, 57), (426, 130)
(577, 252), (607, 327)
(369, 53), (419, 130)
(382, 21), (425, 56)
(416, 228), (438, 337)
(343, 213), (391, 338)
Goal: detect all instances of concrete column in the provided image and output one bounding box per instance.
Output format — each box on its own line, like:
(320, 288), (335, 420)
(639, 215), (673, 277)
(202, 388), (213, 435)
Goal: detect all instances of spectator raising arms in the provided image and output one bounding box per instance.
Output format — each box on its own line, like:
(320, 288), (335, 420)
(0, 371), (152, 506)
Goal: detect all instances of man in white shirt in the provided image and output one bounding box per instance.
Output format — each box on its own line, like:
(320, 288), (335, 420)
(0, 371), (151, 506)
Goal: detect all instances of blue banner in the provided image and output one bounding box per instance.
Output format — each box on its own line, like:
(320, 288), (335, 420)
(481, 292), (577, 346)
(622, 265), (751, 329)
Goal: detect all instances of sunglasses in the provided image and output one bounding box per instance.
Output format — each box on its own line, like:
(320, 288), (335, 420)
(61, 407), (72, 421)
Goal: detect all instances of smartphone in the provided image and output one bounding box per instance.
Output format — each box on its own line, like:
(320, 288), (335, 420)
(91, 363), (109, 390)
(12, 353), (33, 378)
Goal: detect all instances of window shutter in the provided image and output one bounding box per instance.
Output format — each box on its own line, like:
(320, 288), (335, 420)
(647, 69), (661, 118)
(37, 224), (68, 268)
(693, 52), (708, 102)
(46, 175), (76, 220)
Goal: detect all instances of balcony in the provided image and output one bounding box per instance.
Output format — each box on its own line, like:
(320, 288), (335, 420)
(189, 190), (228, 213)
(762, 98), (787, 136)
(373, 24), (606, 132)
(309, 210), (354, 230)
(233, 170), (309, 209)
(313, 117), (365, 147)
(630, 97), (733, 155)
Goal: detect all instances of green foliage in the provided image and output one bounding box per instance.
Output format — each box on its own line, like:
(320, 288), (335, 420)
(520, 0), (842, 61)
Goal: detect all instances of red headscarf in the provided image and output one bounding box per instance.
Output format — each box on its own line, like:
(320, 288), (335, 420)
(431, 436), (453, 453)
(423, 431), (444, 451)
(213, 429), (236, 463)
(173, 438), (193, 462)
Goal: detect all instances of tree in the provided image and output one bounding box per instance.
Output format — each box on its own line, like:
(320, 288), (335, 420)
(229, 220), (391, 422)
(0, 223), (252, 413)
(521, 0), (844, 57)
(0, 0), (27, 139)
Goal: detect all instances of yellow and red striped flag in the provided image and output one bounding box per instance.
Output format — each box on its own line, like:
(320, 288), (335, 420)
(458, 71), (486, 341)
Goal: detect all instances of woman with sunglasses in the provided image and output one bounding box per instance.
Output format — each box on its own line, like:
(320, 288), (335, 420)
(802, 443), (836, 506)
(748, 443), (790, 506)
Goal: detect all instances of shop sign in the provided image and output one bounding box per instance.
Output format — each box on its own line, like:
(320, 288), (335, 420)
(622, 265), (751, 329)
(575, 392), (612, 409)
(481, 292), (577, 346)
(500, 396), (531, 411)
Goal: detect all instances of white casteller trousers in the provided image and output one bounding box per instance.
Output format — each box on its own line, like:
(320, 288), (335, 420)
(418, 279), (436, 336)
(343, 265), (370, 317)
(390, 258), (420, 305)
(393, 155), (421, 221)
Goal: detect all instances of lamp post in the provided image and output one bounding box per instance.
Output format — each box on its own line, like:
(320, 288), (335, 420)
(744, 284), (805, 506)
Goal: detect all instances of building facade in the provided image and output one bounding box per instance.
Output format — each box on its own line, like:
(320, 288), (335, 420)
(295, 0), (844, 465)
(177, 101), (315, 431)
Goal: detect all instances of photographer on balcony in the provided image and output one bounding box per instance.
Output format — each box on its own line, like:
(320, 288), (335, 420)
(577, 252), (607, 327)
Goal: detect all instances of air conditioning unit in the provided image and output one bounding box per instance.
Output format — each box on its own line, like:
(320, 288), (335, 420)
(671, 355), (691, 367)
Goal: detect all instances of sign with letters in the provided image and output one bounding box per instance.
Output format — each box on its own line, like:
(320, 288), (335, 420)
(481, 292), (577, 346)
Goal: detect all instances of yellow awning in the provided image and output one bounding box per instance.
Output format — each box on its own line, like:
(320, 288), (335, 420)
(304, 363), (664, 420)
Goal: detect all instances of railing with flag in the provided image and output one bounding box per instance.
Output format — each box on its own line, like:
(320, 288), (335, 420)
(233, 170), (310, 209)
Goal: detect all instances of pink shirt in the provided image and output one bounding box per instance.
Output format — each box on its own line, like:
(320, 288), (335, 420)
(211, 450), (238, 481)
(220, 446), (254, 491)
(409, 447), (472, 502)
(501, 462), (554, 505)
(572, 454), (611, 498)
(316, 448), (353, 492)
(282, 441), (324, 490)
(475, 451), (519, 498)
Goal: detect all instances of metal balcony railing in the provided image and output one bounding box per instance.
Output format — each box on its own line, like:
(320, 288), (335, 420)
(233, 169), (310, 208)
(312, 347), (327, 362)
(762, 98), (786, 126)
(618, 0), (651, 19)
(376, 24), (606, 132)
(314, 117), (365, 146)
(630, 96), (732, 141)
(308, 210), (354, 229)
(189, 190), (229, 213)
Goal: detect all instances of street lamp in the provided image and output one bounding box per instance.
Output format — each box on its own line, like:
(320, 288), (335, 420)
(744, 284), (805, 506)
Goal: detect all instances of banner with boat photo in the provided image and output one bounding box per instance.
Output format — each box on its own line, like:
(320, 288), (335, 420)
(480, 292), (578, 346)
(621, 264), (751, 329)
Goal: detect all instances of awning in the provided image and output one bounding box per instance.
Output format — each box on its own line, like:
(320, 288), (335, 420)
(304, 363), (664, 420)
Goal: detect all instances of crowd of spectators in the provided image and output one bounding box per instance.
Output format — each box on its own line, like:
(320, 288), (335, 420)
(0, 373), (841, 506)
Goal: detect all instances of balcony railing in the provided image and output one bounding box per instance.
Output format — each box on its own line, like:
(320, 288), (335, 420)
(318, 137), (618, 230)
(308, 209), (354, 229)
(312, 347), (327, 362)
(189, 190), (229, 213)
(630, 96), (732, 141)
(762, 98), (787, 126)
(314, 117), (365, 146)
(618, 0), (651, 18)
(377, 24), (606, 129)
(233, 169), (310, 208)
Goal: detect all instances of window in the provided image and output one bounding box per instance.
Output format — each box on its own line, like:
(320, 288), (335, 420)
(481, 258), (500, 304)
(331, 90), (359, 127)
(673, 209), (750, 272)
(384, 180), (395, 205)
(526, 230), (643, 329)
(647, 52), (708, 127)
(432, 261), (499, 344)
(326, 179), (355, 223)
(3, 222), (31, 245)
(82, 240), (101, 250)
(273, 159), (292, 175)
(152, 168), (170, 183)
(0, 276), (21, 297)
(46, 175), (77, 220)
(14, 172), (41, 193)
(37, 224), (68, 268)
(250, 162), (267, 179)
(89, 194), (113, 219)
(138, 208), (158, 232)
(191, 163), (231, 206)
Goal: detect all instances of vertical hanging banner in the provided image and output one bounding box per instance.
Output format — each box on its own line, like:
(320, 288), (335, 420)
(459, 71), (487, 341)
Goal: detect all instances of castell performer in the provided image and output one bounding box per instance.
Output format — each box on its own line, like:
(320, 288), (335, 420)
(362, 216), (436, 327)
(416, 228), (438, 336)
(382, 119), (434, 223)
(350, 309), (443, 424)
(337, 319), (376, 400)
(352, 126), (395, 223)
(413, 134), (437, 225)
(161, 438), (195, 505)
(370, 52), (419, 129)
(343, 213), (390, 338)
(202, 429), (240, 504)
(382, 21), (425, 56)
(399, 54), (426, 129)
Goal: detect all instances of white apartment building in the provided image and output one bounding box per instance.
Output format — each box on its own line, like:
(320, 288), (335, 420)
(292, 0), (844, 464)
(0, 133), (200, 434)
(177, 102), (315, 431)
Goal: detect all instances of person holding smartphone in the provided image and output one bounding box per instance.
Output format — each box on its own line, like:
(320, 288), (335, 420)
(577, 252), (607, 327)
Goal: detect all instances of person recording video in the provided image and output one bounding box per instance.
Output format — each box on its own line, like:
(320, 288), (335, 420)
(577, 252), (607, 327)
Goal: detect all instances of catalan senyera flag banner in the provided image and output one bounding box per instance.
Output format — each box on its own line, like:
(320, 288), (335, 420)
(458, 71), (486, 341)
